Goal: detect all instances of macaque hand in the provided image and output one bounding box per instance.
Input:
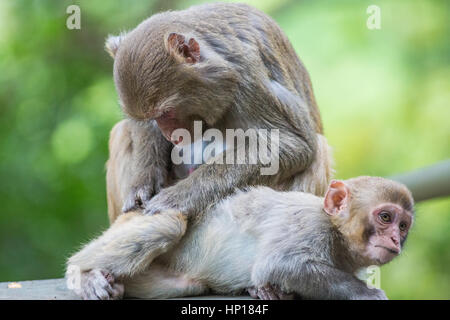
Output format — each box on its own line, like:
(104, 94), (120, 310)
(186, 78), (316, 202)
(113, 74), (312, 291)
(122, 166), (167, 213)
(143, 188), (180, 216)
(248, 284), (295, 300)
(66, 267), (124, 300)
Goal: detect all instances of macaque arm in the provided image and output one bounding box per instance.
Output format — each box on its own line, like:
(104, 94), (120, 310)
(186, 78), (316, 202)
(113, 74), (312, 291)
(145, 162), (260, 216)
(106, 119), (172, 222)
(145, 82), (319, 216)
(252, 258), (387, 300)
(263, 79), (318, 177)
(295, 263), (387, 300)
(67, 211), (186, 278)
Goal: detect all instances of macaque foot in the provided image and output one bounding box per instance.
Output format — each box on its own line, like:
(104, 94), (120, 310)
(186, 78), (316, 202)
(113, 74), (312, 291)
(67, 267), (124, 300)
(248, 284), (294, 300)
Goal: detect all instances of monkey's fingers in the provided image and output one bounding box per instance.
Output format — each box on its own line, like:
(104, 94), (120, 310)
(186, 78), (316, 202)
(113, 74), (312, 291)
(260, 285), (280, 300)
(100, 270), (124, 299)
(73, 269), (122, 300)
(253, 284), (294, 300)
(110, 283), (125, 300)
(122, 195), (143, 213)
(142, 192), (172, 215)
(251, 285), (282, 300)
(122, 185), (156, 213)
(247, 287), (259, 299)
(83, 269), (115, 300)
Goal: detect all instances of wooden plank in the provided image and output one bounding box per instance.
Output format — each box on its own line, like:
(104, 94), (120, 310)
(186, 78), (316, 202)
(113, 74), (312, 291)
(0, 279), (79, 300)
(0, 279), (253, 300)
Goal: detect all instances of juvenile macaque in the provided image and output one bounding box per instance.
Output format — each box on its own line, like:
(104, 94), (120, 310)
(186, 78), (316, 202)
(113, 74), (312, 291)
(104, 2), (329, 224)
(67, 176), (414, 300)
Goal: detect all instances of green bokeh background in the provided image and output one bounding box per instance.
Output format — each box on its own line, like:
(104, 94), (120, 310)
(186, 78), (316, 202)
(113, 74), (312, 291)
(0, 0), (448, 299)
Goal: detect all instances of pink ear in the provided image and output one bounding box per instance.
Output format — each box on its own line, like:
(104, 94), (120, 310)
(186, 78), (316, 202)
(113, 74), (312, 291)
(166, 33), (200, 64)
(323, 180), (350, 216)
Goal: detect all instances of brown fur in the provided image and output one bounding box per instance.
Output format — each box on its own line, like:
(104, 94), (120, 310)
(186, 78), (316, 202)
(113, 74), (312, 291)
(105, 3), (332, 222)
(105, 3), (330, 220)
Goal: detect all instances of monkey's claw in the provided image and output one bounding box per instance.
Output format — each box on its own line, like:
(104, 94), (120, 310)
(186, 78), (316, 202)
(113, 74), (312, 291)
(67, 268), (124, 300)
(142, 191), (176, 215)
(248, 284), (294, 300)
(123, 184), (158, 213)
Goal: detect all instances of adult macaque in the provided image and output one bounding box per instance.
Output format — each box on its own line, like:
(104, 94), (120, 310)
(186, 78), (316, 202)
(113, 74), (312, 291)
(105, 2), (329, 224)
(67, 176), (414, 299)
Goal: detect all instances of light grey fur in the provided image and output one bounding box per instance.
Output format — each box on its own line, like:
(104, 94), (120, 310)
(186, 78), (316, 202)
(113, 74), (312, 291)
(67, 180), (395, 300)
(67, 134), (336, 299)
(106, 2), (328, 221)
(122, 187), (387, 300)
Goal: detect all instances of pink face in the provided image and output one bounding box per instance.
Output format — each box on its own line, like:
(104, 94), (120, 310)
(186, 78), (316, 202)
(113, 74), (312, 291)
(155, 109), (186, 145)
(366, 203), (413, 264)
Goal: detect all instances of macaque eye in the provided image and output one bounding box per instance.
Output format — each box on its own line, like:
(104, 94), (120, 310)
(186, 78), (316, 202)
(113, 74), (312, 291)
(399, 222), (408, 231)
(378, 211), (392, 223)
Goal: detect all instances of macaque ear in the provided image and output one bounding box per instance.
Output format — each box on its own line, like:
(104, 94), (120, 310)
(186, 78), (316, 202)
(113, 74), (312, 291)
(323, 180), (350, 216)
(105, 33), (126, 58)
(165, 32), (200, 64)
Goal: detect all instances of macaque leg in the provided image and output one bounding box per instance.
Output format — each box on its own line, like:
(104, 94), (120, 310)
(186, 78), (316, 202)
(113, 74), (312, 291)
(66, 210), (186, 299)
(251, 259), (387, 300)
(123, 265), (208, 299)
(106, 120), (134, 223)
(295, 264), (387, 300)
(106, 119), (171, 223)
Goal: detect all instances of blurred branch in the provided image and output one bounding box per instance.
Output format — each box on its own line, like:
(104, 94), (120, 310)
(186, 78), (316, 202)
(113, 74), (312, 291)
(390, 160), (450, 203)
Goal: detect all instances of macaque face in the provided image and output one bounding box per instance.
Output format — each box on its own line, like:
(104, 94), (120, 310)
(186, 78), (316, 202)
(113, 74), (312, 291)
(113, 43), (194, 146)
(107, 24), (238, 146)
(365, 203), (413, 264)
(108, 29), (212, 146)
(155, 109), (193, 145)
(324, 177), (414, 267)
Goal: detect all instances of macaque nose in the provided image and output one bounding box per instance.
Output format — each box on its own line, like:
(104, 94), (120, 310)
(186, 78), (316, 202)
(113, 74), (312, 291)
(391, 235), (399, 246)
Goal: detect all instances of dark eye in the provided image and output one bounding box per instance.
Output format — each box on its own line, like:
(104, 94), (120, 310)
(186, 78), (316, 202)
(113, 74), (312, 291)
(399, 222), (408, 231)
(379, 211), (392, 223)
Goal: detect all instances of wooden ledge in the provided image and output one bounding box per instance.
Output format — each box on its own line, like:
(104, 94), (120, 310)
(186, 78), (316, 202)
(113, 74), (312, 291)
(0, 278), (254, 300)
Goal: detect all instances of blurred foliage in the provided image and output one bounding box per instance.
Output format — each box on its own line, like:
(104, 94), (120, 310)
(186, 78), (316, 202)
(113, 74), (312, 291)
(0, 0), (448, 299)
